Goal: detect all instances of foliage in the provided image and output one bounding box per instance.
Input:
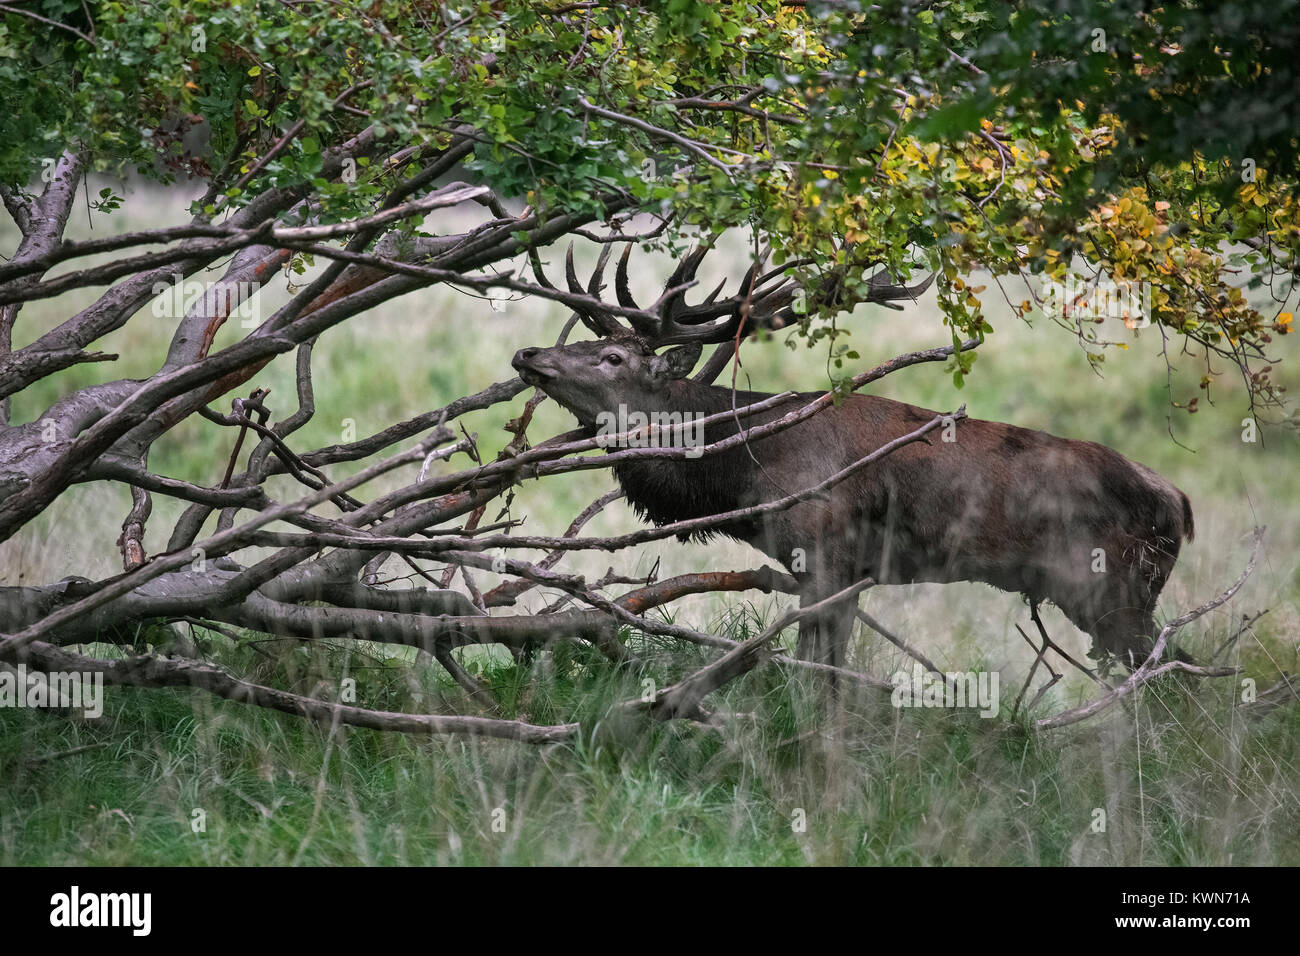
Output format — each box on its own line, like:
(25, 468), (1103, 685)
(0, 0), (1295, 409)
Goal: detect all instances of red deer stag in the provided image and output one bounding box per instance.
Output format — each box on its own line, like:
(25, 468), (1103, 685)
(512, 246), (1195, 679)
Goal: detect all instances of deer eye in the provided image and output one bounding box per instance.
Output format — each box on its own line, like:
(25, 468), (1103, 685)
(602, 353), (623, 366)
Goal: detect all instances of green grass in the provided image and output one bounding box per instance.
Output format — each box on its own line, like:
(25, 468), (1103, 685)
(1, 182), (1298, 865)
(2, 624), (1298, 865)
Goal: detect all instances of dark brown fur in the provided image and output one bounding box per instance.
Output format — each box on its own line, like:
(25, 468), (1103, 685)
(513, 340), (1194, 673)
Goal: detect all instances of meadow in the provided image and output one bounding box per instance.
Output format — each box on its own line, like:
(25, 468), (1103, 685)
(1, 182), (1297, 865)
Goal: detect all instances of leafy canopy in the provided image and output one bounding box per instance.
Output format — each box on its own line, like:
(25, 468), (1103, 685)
(1, 0), (1296, 412)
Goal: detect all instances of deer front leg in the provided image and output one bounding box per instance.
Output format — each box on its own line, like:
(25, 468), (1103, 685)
(782, 517), (864, 688)
(795, 583), (862, 697)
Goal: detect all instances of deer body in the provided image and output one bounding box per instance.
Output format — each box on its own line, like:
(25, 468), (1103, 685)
(513, 339), (1195, 672)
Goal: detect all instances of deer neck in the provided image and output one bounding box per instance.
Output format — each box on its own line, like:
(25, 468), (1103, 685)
(607, 379), (772, 540)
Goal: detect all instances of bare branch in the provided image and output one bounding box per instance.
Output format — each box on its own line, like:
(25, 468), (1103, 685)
(634, 578), (880, 722)
(4, 638), (577, 743)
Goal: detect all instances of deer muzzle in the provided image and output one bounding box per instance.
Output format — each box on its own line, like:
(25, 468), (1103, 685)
(512, 347), (556, 385)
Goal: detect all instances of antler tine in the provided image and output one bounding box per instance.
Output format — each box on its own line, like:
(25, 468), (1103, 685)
(528, 247), (556, 290)
(663, 244), (707, 289)
(701, 276), (727, 305)
(650, 256), (759, 330)
(652, 309), (746, 347)
(563, 242), (630, 338)
(587, 242), (614, 296)
(656, 244), (711, 324)
(864, 269), (936, 308)
(582, 242), (661, 339)
(752, 281), (798, 313)
(564, 242), (584, 297)
(605, 248), (660, 338)
(682, 244), (710, 282)
(756, 257), (813, 287)
(614, 246), (666, 337)
(615, 243), (639, 309)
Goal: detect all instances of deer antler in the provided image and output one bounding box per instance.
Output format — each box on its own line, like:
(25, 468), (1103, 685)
(862, 269), (937, 311)
(537, 242), (934, 347)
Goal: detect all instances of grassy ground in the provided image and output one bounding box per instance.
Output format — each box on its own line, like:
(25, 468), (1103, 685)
(3, 638), (1298, 865)
(1, 181), (1297, 865)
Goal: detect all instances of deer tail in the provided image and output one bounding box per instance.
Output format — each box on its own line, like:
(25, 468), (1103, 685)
(1180, 491), (1195, 542)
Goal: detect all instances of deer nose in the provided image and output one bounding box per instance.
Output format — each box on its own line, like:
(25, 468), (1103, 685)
(512, 347), (541, 368)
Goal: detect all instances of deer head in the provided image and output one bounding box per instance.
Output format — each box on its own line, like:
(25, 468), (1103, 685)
(512, 338), (702, 427)
(512, 241), (934, 426)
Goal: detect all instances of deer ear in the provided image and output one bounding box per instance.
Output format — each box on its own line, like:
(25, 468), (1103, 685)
(656, 343), (702, 379)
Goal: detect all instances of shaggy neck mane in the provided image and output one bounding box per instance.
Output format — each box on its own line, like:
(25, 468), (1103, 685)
(610, 378), (775, 541)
